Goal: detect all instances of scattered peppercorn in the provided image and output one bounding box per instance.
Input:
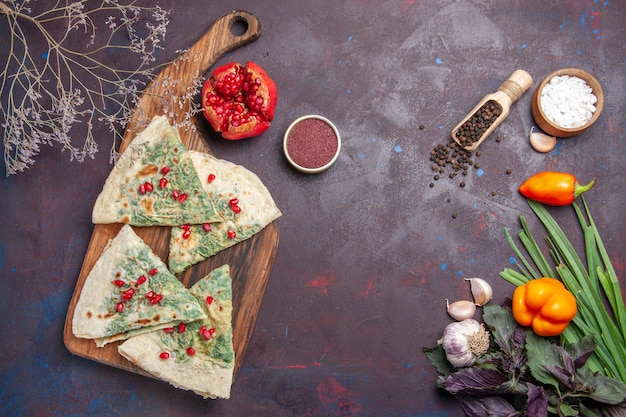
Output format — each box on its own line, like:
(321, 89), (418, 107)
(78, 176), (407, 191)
(452, 213), (457, 219)
(460, 181), (465, 188)
(419, 124), (425, 130)
(496, 136), (502, 142)
(491, 191), (498, 196)
(506, 168), (512, 175)
(427, 139), (484, 188)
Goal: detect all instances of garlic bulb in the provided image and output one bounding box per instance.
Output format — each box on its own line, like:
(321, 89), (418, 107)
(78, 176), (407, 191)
(465, 277), (493, 306)
(446, 299), (476, 321)
(440, 319), (490, 367)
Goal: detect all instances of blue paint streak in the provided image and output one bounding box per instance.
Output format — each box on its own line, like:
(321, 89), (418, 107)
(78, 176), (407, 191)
(358, 153), (364, 159)
(438, 236), (443, 241)
(41, 52), (48, 59)
(509, 257), (516, 264)
(441, 263), (447, 271)
(457, 270), (463, 276)
(435, 57), (442, 65)
(521, 43), (528, 49)
(346, 89), (351, 95)
(394, 145), (402, 153)
(476, 168), (484, 177)
(347, 35), (353, 41)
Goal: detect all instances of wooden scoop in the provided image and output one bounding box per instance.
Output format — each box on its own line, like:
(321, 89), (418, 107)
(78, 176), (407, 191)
(451, 69), (532, 152)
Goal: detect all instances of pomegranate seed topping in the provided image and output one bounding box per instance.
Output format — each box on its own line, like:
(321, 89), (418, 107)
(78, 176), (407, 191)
(227, 229), (237, 239)
(113, 280), (125, 287)
(148, 268), (158, 276)
(232, 205), (241, 214)
(159, 352), (170, 360)
(207, 174), (216, 183)
(144, 182), (153, 192)
(202, 223), (212, 232)
(159, 178), (168, 188)
(116, 302), (124, 313)
(150, 294), (163, 305)
(229, 198), (239, 207)
(202, 329), (213, 340)
(172, 190), (180, 200)
(161, 166), (170, 175)
(122, 288), (135, 300)
(206, 296), (214, 305)
(136, 276), (147, 285)
(182, 229), (191, 240)
(178, 193), (188, 203)
(163, 327), (175, 333)
(146, 291), (155, 299)
(177, 323), (186, 333)
(138, 184), (146, 194)
(186, 347), (195, 356)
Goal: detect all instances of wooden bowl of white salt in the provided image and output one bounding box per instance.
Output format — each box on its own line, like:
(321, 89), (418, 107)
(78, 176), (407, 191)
(531, 68), (604, 137)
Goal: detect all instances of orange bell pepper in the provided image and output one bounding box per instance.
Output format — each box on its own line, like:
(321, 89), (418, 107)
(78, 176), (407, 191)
(518, 172), (595, 206)
(512, 277), (578, 336)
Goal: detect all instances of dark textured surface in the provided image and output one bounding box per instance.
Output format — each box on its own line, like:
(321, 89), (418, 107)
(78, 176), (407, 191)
(1, 1), (624, 416)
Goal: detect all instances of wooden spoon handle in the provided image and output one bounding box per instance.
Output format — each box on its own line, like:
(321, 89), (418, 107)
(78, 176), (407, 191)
(120, 11), (262, 152)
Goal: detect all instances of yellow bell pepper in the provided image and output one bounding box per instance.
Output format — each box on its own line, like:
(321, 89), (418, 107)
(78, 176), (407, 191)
(512, 277), (578, 336)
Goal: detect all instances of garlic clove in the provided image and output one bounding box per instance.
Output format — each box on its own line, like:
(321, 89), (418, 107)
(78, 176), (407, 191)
(446, 299), (477, 321)
(529, 126), (556, 153)
(465, 277), (493, 306)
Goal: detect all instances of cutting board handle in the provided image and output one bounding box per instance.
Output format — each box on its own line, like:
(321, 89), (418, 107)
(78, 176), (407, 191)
(185, 10), (262, 75)
(121, 11), (262, 151)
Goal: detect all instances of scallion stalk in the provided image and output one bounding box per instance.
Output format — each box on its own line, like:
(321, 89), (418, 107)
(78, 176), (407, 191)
(500, 197), (626, 383)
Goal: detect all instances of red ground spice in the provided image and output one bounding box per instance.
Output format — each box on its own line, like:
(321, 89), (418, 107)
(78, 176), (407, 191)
(286, 118), (338, 169)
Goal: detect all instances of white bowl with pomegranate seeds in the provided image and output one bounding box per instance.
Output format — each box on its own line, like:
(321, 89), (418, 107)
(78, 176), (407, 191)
(283, 115), (341, 174)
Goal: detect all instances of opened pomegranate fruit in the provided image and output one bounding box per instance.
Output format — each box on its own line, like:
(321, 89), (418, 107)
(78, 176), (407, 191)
(201, 61), (278, 140)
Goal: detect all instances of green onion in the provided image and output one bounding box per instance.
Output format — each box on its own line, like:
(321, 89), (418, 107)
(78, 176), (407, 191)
(500, 197), (626, 383)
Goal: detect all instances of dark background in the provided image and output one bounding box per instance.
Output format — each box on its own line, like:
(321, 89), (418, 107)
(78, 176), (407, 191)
(1, 1), (624, 416)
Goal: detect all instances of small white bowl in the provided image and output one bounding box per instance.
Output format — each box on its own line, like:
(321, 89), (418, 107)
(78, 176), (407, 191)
(283, 115), (341, 174)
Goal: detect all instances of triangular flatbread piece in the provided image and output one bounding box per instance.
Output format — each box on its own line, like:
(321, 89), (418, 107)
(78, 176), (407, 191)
(92, 115), (223, 226)
(168, 151), (281, 274)
(72, 225), (207, 342)
(118, 264), (235, 399)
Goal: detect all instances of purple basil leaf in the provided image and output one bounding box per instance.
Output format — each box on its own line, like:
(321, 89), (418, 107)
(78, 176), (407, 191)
(556, 344), (576, 376)
(439, 367), (508, 395)
(543, 364), (573, 389)
(563, 334), (596, 369)
(456, 394), (520, 417)
(525, 383), (549, 417)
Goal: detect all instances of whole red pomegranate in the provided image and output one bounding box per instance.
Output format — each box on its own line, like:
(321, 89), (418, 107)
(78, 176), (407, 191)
(201, 61), (278, 140)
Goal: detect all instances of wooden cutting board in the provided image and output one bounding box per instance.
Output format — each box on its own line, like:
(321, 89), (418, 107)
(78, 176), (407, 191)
(63, 11), (279, 381)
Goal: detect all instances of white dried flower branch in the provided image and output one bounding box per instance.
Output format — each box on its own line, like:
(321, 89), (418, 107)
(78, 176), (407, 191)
(1, 0), (171, 176)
